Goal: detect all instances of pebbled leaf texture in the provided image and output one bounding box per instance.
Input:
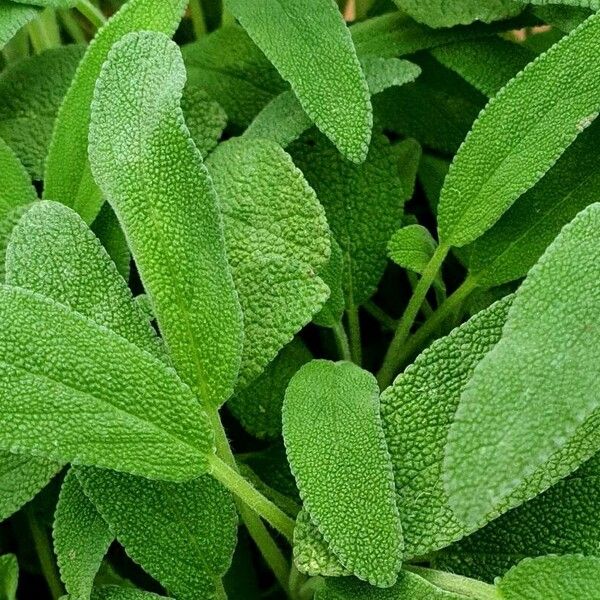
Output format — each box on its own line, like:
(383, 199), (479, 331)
(313, 238), (345, 329)
(0, 45), (83, 180)
(89, 31), (243, 408)
(91, 587), (171, 600)
(0, 0), (39, 49)
(78, 468), (238, 600)
(44, 0), (188, 224)
(392, 0), (522, 27)
(388, 224), (437, 275)
(437, 12), (600, 247)
(91, 203), (131, 282)
(0, 284), (212, 480)
(226, 0), (372, 163)
(498, 555), (600, 599)
(0, 554), (17, 600)
(53, 469), (113, 600)
(283, 360), (402, 587)
(445, 203), (600, 530)
(291, 133), (416, 309)
(12, 0), (77, 7)
(380, 296), (513, 557)
(207, 137), (329, 388)
(180, 85), (226, 157)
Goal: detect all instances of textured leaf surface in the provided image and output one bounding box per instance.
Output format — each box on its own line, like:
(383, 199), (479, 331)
(0, 1), (38, 49)
(180, 85), (226, 157)
(208, 137), (329, 388)
(44, 0), (188, 223)
(388, 224), (437, 274)
(78, 469), (238, 600)
(498, 555), (600, 599)
(54, 469), (112, 600)
(438, 13), (600, 247)
(229, 338), (311, 440)
(182, 26), (286, 126)
(313, 238), (345, 329)
(380, 297), (512, 557)
(291, 134), (415, 309)
(0, 45), (83, 180)
(283, 360), (402, 587)
(226, 0), (372, 163)
(91, 204), (130, 282)
(392, 0), (521, 27)
(445, 203), (600, 530)
(12, 0), (76, 7)
(0, 285), (212, 480)
(0, 554), (17, 600)
(89, 31), (242, 407)
(91, 587), (170, 600)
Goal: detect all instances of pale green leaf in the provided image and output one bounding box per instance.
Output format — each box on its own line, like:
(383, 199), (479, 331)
(89, 31), (242, 407)
(0, 1), (38, 49)
(0, 554), (17, 600)
(392, 0), (522, 27)
(314, 238), (345, 329)
(226, 0), (372, 163)
(44, 0), (188, 223)
(523, 0), (599, 8)
(283, 360), (402, 587)
(533, 5), (592, 31)
(388, 225), (437, 275)
(54, 469), (113, 600)
(498, 555), (600, 599)
(438, 13), (600, 247)
(12, 0), (76, 7)
(362, 56), (421, 95)
(91, 204), (130, 282)
(445, 203), (600, 530)
(182, 26), (286, 127)
(180, 85), (226, 157)
(91, 587), (171, 600)
(291, 133), (416, 309)
(0, 285), (212, 481)
(78, 469), (238, 600)
(0, 45), (83, 180)
(207, 137), (329, 388)
(380, 297), (512, 557)
(229, 338), (311, 440)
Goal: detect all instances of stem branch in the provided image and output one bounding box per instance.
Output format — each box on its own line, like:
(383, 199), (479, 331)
(332, 321), (352, 362)
(189, 0), (206, 37)
(75, 0), (107, 28)
(346, 306), (362, 365)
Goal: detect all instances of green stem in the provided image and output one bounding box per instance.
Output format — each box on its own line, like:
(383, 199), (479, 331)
(189, 0), (206, 37)
(364, 300), (397, 331)
(26, 506), (64, 600)
(346, 306), (362, 365)
(221, 8), (236, 27)
(332, 321), (352, 362)
(27, 11), (58, 54)
(75, 0), (107, 28)
(208, 410), (292, 592)
(406, 566), (499, 599)
(59, 9), (87, 43)
(377, 244), (449, 389)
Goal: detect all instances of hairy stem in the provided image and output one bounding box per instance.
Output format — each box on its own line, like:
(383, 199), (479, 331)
(406, 566), (500, 599)
(346, 306), (362, 365)
(59, 10), (87, 43)
(189, 0), (207, 37)
(332, 321), (352, 362)
(75, 0), (107, 28)
(377, 244), (449, 389)
(27, 12), (57, 54)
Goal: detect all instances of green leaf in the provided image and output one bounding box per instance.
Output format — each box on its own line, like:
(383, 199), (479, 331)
(498, 555), (600, 599)
(0, 285), (212, 480)
(388, 225), (437, 275)
(228, 338), (311, 440)
(291, 133), (417, 309)
(380, 296), (512, 557)
(362, 57), (421, 95)
(0, 0), (39, 49)
(313, 238), (345, 330)
(437, 13), (600, 248)
(78, 468), (238, 600)
(0, 554), (18, 600)
(91, 203), (130, 282)
(53, 469), (113, 600)
(182, 26), (286, 127)
(0, 44), (83, 180)
(445, 203), (600, 531)
(44, 0), (188, 224)
(226, 0), (372, 163)
(207, 137), (329, 388)
(466, 121), (600, 288)
(91, 587), (171, 600)
(180, 85), (226, 157)
(89, 31), (243, 408)
(430, 37), (534, 97)
(0, 452), (60, 523)
(522, 0), (599, 8)
(392, 0), (522, 27)
(11, 0), (77, 7)
(283, 360), (402, 587)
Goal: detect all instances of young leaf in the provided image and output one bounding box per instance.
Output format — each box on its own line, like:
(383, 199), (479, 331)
(392, 0), (522, 28)
(0, 285), (212, 481)
(380, 296), (512, 557)
(0, 1), (39, 49)
(44, 0), (188, 224)
(207, 137), (329, 388)
(182, 26), (286, 127)
(228, 338), (312, 440)
(445, 203), (600, 530)
(388, 224), (437, 275)
(283, 360), (402, 587)
(180, 85), (226, 157)
(438, 13), (600, 247)
(226, 0), (372, 163)
(0, 44), (83, 180)
(291, 133), (416, 309)
(313, 239), (345, 330)
(89, 31), (243, 408)
(0, 554), (18, 600)
(78, 468), (238, 600)
(498, 555), (600, 599)
(53, 469), (113, 600)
